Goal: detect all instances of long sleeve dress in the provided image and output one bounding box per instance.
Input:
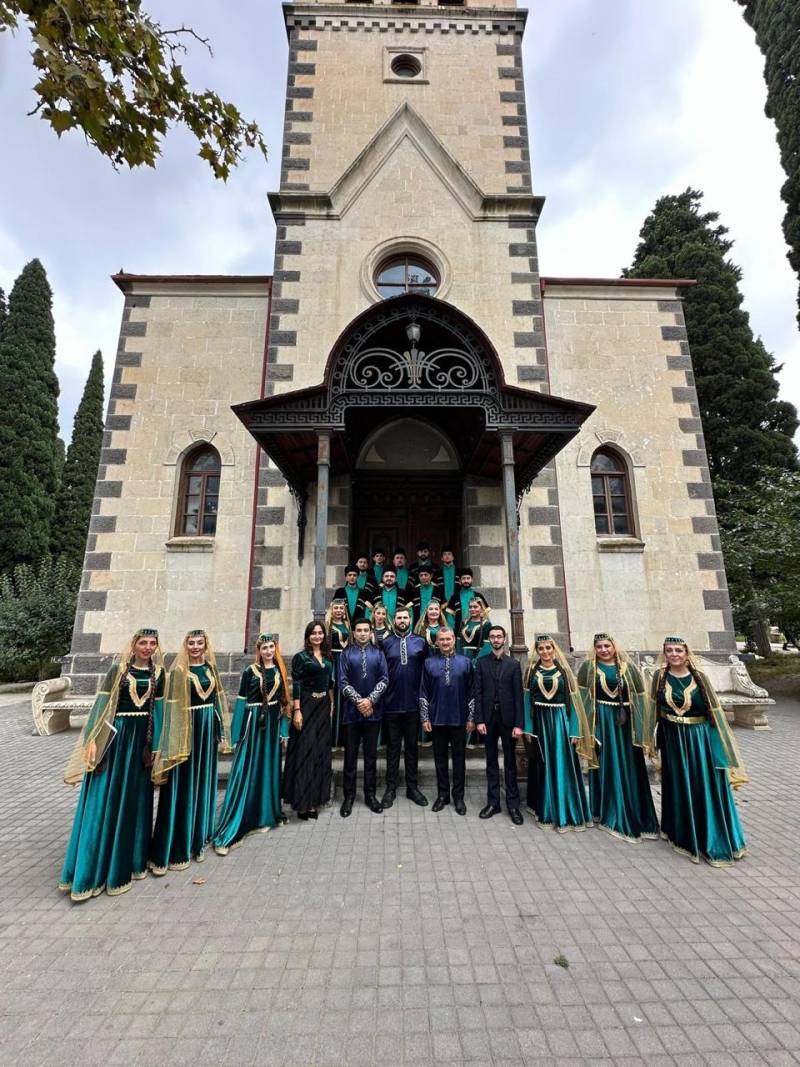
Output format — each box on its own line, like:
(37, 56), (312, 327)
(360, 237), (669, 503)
(654, 670), (747, 866)
(524, 666), (592, 832)
(579, 659), (659, 842)
(213, 664), (289, 854)
(60, 664), (164, 900)
(329, 622), (349, 749)
(150, 663), (225, 873)
(282, 652), (334, 812)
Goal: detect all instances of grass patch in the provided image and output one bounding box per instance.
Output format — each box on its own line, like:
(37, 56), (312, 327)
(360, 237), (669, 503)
(747, 654), (800, 700)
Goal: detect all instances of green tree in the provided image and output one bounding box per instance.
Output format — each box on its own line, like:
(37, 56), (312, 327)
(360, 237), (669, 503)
(0, 555), (81, 679)
(0, 258), (61, 572)
(0, 1), (267, 179)
(717, 470), (800, 652)
(625, 189), (797, 484)
(0, 287), (6, 335)
(52, 350), (104, 565)
(736, 0), (800, 329)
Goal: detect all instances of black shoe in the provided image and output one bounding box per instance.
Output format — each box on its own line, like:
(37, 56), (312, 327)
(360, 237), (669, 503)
(454, 799), (467, 816)
(509, 808), (523, 826)
(365, 795), (383, 814)
(277, 810), (289, 825)
(308, 810), (318, 820)
(479, 804), (501, 820)
(432, 796), (450, 812)
(381, 790), (396, 809)
(406, 787), (428, 807)
(340, 797), (354, 818)
(298, 812), (309, 822)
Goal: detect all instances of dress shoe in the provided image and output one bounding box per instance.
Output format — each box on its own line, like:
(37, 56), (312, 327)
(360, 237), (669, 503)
(298, 812), (309, 822)
(381, 789), (396, 809)
(479, 804), (501, 820)
(340, 796), (354, 818)
(406, 787), (428, 807)
(509, 808), (524, 826)
(365, 795), (383, 814)
(432, 796), (450, 812)
(454, 799), (467, 816)
(308, 810), (318, 820)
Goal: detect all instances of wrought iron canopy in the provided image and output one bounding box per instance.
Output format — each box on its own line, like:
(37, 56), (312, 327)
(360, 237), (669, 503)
(232, 294), (594, 497)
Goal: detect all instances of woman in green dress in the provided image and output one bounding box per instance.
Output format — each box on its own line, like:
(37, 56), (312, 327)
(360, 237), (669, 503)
(283, 621), (335, 820)
(326, 599), (351, 749)
(460, 598), (492, 661)
(523, 634), (596, 832)
(577, 633), (659, 843)
(415, 599), (445, 651)
(213, 634), (291, 854)
(149, 629), (232, 874)
(59, 628), (165, 901)
(652, 636), (747, 866)
(371, 603), (391, 645)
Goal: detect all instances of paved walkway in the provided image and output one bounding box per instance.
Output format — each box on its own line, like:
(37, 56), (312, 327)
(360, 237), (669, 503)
(0, 698), (798, 1066)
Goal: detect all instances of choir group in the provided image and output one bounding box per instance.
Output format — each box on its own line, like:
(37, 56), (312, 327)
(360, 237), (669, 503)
(58, 542), (749, 903)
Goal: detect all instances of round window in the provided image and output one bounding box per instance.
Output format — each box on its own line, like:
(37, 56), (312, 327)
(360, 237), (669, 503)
(375, 255), (439, 299)
(390, 53), (422, 79)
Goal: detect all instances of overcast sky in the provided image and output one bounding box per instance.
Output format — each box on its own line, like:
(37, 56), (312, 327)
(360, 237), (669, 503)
(0, 0), (797, 441)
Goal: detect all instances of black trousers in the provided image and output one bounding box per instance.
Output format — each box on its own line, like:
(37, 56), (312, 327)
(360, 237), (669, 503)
(431, 724), (466, 802)
(483, 719), (520, 808)
(342, 719), (380, 799)
(384, 710), (419, 792)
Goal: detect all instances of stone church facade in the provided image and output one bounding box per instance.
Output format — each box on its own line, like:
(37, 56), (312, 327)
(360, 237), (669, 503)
(63, 0), (735, 695)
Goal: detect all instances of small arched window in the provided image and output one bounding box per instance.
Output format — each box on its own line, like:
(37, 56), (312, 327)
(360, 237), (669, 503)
(176, 445), (221, 536)
(590, 448), (633, 536)
(375, 255), (439, 299)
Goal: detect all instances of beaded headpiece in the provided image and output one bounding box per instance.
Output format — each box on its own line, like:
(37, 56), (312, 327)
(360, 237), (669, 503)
(187, 628), (205, 637)
(330, 597), (347, 607)
(258, 633), (277, 642)
(593, 632), (611, 642)
(663, 635), (687, 645)
(534, 633), (553, 643)
(137, 628), (159, 638)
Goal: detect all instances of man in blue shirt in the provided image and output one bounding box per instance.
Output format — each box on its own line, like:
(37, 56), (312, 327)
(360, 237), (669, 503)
(338, 620), (389, 817)
(381, 608), (429, 809)
(420, 628), (474, 815)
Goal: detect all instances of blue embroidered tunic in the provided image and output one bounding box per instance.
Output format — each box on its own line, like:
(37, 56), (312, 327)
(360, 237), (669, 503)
(419, 652), (475, 728)
(383, 632), (428, 714)
(338, 643), (389, 725)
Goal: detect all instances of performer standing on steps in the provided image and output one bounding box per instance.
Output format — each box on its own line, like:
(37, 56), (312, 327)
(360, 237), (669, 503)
(419, 628), (474, 815)
(284, 622), (334, 821)
(392, 548), (412, 595)
(369, 565), (407, 624)
(409, 562), (441, 624)
(437, 545), (458, 604)
(447, 568), (488, 633)
(409, 540), (435, 584)
(381, 608), (429, 809)
(370, 548), (386, 589)
(338, 620), (389, 816)
(474, 625), (524, 825)
(333, 564), (369, 626)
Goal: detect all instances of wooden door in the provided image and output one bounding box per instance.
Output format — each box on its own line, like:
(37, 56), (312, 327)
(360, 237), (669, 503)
(352, 474), (462, 559)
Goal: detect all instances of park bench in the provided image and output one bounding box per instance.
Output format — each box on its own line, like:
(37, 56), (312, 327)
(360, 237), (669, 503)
(31, 676), (91, 736)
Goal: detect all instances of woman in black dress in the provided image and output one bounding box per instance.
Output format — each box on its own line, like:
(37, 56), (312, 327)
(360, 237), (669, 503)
(283, 621), (335, 820)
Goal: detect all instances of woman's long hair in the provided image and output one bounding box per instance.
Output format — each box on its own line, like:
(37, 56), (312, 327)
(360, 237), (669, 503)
(254, 635), (291, 716)
(303, 620), (330, 656)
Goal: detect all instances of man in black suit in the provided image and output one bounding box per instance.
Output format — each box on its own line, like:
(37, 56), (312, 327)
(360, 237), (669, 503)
(473, 624), (524, 824)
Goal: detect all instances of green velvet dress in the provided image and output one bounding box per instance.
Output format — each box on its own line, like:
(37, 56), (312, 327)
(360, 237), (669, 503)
(213, 664), (289, 854)
(460, 619), (491, 661)
(149, 664), (221, 872)
(524, 666), (591, 831)
(59, 666), (164, 901)
(329, 622), (349, 749)
(656, 672), (747, 866)
(583, 661), (659, 842)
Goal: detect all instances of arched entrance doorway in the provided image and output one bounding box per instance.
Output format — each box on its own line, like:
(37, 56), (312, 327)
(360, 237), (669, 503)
(353, 417), (462, 559)
(233, 294), (594, 651)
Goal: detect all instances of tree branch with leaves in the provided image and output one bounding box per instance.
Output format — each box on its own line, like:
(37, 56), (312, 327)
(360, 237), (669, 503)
(0, 0), (268, 178)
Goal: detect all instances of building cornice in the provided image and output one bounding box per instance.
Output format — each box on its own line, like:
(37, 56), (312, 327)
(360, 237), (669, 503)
(541, 277), (696, 301)
(283, 2), (527, 36)
(112, 274), (271, 298)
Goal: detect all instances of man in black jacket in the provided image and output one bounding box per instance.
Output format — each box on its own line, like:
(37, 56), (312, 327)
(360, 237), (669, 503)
(473, 624), (524, 824)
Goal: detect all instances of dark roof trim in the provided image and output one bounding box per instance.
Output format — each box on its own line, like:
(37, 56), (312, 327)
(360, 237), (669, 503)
(112, 273), (272, 291)
(541, 277), (696, 290)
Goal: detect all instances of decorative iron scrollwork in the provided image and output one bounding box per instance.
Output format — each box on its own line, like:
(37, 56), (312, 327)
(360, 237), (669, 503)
(345, 342), (485, 392)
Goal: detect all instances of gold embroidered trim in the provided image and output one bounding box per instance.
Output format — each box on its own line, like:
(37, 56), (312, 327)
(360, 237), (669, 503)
(534, 669), (561, 701)
(662, 713), (705, 725)
(126, 672), (153, 709)
(189, 666), (216, 702)
(664, 676), (697, 716)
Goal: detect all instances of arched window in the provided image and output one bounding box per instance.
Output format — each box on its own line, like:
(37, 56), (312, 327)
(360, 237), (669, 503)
(375, 255), (439, 299)
(590, 448), (633, 536)
(176, 445), (221, 536)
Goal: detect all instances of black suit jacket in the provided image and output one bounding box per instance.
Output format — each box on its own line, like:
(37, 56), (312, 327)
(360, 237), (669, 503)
(473, 653), (524, 730)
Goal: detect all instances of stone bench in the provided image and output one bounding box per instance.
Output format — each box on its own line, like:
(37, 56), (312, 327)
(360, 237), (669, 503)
(31, 676), (92, 736)
(641, 653), (773, 730)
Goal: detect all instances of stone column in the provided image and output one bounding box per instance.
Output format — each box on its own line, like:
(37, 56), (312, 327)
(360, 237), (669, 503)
(312, 431), (331, 621)
(500, 432), (527, 657)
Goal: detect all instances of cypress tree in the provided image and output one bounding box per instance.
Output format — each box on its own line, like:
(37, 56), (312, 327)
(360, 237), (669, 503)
(52, 351), (105, 566)
(625, 189), (797, 485)
(736, 0), (800, 329)
(0, 259), (61, 571)
(0, 288), (7, 336)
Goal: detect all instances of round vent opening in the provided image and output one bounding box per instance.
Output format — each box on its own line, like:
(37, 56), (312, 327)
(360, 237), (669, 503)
(390, 53), (422, 79)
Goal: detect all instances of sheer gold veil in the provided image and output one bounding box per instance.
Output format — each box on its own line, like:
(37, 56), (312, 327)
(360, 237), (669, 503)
(524, 634), (597, 768)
